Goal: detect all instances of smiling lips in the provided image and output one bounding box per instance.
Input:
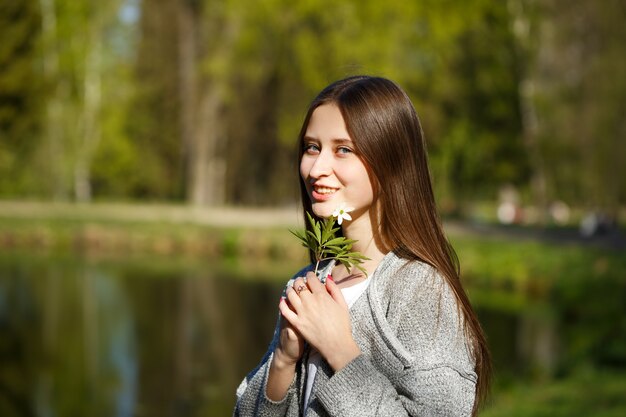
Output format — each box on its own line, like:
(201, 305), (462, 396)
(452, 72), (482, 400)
(314, 186), (337, 195)
(311, 185), (338, 201)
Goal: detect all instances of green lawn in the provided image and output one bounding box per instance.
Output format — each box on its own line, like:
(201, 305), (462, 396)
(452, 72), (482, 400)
(482, 370), (626, 417)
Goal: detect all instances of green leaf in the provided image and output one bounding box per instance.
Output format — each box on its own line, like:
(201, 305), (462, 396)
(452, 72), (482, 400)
(290, 229), (306, 242)
(321, 218), (334, 242)
(306, 230), (318, 244)
(293, 210), (371, 276)
(314, 223), (321, 244)
(306, 212), (318, 231)
(325, 237), (347, 246)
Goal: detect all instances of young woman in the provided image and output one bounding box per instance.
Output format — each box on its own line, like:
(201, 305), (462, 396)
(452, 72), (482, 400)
(234, 76), (490, 417)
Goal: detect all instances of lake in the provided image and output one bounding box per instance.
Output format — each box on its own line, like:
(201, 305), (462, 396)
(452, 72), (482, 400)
(0, 250), (581, 416)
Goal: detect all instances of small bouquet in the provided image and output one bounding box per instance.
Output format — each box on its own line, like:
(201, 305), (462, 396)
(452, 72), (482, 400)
(290, 204), (369, 283)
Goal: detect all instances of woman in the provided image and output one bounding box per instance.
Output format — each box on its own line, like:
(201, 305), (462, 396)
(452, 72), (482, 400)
(234, 76), (490, 416)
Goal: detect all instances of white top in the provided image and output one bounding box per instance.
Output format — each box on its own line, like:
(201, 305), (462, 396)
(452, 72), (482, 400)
(303, 278), (371, 414)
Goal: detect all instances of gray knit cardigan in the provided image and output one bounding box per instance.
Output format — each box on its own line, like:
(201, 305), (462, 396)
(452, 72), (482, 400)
(234, 251), (477, 416)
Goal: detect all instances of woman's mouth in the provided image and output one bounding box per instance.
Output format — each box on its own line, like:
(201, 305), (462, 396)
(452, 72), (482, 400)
(311, 185), (338, 201)
(314, 186), (337, 195)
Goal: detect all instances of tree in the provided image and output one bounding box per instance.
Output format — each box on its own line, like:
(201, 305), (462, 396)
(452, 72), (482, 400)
(179, 0), (238, 206)
(534, 0), (626, 214)
(395, 0), (530, 214)
(0, 0), (44, 196)
(131, 0), (185, 199)
(3, 0), (623, 211)
(37, 0), (124, 201)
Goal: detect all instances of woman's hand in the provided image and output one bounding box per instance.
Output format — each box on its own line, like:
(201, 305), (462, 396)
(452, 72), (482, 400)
(279, 271), (361, 371)
(275, 301), (305, 367)
(266, 298), (305, 401)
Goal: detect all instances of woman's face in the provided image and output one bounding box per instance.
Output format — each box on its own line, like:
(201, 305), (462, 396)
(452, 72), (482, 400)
(300, 104), (375, 224)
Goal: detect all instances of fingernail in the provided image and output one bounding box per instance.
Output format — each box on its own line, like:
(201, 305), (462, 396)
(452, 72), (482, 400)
(327, 275), (333, 282)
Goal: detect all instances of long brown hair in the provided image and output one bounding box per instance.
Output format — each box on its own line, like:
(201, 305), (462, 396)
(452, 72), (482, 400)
(297, 76), (491, 414)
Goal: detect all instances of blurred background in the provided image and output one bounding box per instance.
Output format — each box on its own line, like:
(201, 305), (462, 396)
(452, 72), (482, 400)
(0, 0), (624, 416)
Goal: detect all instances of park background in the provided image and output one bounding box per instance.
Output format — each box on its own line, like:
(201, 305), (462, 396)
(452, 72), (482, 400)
(0, 0), (625, 416)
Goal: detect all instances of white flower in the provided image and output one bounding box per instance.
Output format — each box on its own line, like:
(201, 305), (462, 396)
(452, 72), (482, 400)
(332, 203), (354, 225)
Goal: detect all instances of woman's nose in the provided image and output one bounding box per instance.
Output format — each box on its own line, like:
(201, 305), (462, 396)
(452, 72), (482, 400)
(309, 151), (333, 178)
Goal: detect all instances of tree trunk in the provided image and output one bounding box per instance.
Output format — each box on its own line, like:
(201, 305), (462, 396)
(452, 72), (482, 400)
(74, 18), (103, 203)
(189, 86), (226, 206)
(519, 77), (548, 219)
(177, 0), (196, 199)
(508, 0), (549, 222)
(178, 0), (234, 206)
(39, 0), (69, 200)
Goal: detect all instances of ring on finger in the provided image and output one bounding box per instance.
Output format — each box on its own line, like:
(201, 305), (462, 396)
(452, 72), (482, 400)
(295, 284), (308, 294)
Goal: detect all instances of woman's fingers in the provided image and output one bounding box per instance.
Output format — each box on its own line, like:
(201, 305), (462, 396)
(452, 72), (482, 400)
(286, 277), (311, 310)
(278, 297), (299, 324)
(291, 271), (330, 296)
(292, 277), (311, 296)
(305, 271), (323, 292)
(276, 303), (305, 365)
(283, 271), (350, 332)
(284, 286), (301, 312)
(325, 275), (348, 309)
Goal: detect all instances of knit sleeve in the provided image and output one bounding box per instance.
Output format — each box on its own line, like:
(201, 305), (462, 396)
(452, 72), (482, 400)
(233, 315), (298, 417)
(316, 354), (475, 416)
(315, 262), (477, 417)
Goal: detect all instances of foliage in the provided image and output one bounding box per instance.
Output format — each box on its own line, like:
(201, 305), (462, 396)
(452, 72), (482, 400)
(0, 0), (43, 195)
(0, 0), (623, 212)
(290, 212), (368, 276)
(532, 0), (626, 212)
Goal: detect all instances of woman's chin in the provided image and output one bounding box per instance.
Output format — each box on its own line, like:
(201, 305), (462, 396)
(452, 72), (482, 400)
(310, 202), (334, 219)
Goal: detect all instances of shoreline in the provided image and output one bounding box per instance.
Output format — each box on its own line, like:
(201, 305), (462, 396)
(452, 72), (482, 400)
(1, 201), (623, 256)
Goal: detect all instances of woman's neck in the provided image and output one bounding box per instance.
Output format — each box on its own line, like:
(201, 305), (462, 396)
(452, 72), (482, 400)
(341, 214), (387, 277)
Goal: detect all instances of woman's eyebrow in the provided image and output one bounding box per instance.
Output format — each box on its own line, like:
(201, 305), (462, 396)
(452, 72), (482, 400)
(331, 138), (352, 144)
(303, 136), (352, 144)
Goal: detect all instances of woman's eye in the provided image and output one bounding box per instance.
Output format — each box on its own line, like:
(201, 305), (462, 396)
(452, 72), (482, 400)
(304, 143), (320, 154)
(337, 146), (353, 155)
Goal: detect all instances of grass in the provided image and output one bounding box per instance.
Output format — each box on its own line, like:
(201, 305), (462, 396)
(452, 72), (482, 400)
(482, 369), (626, 417)
(0, 215), (305, 262)
(451, 235), (626, 308)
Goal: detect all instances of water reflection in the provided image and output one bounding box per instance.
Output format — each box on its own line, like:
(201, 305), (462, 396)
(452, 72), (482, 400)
(1, 250), (598, 416)
(478, 307), (559, 381)
(0, 253), (292, 417)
